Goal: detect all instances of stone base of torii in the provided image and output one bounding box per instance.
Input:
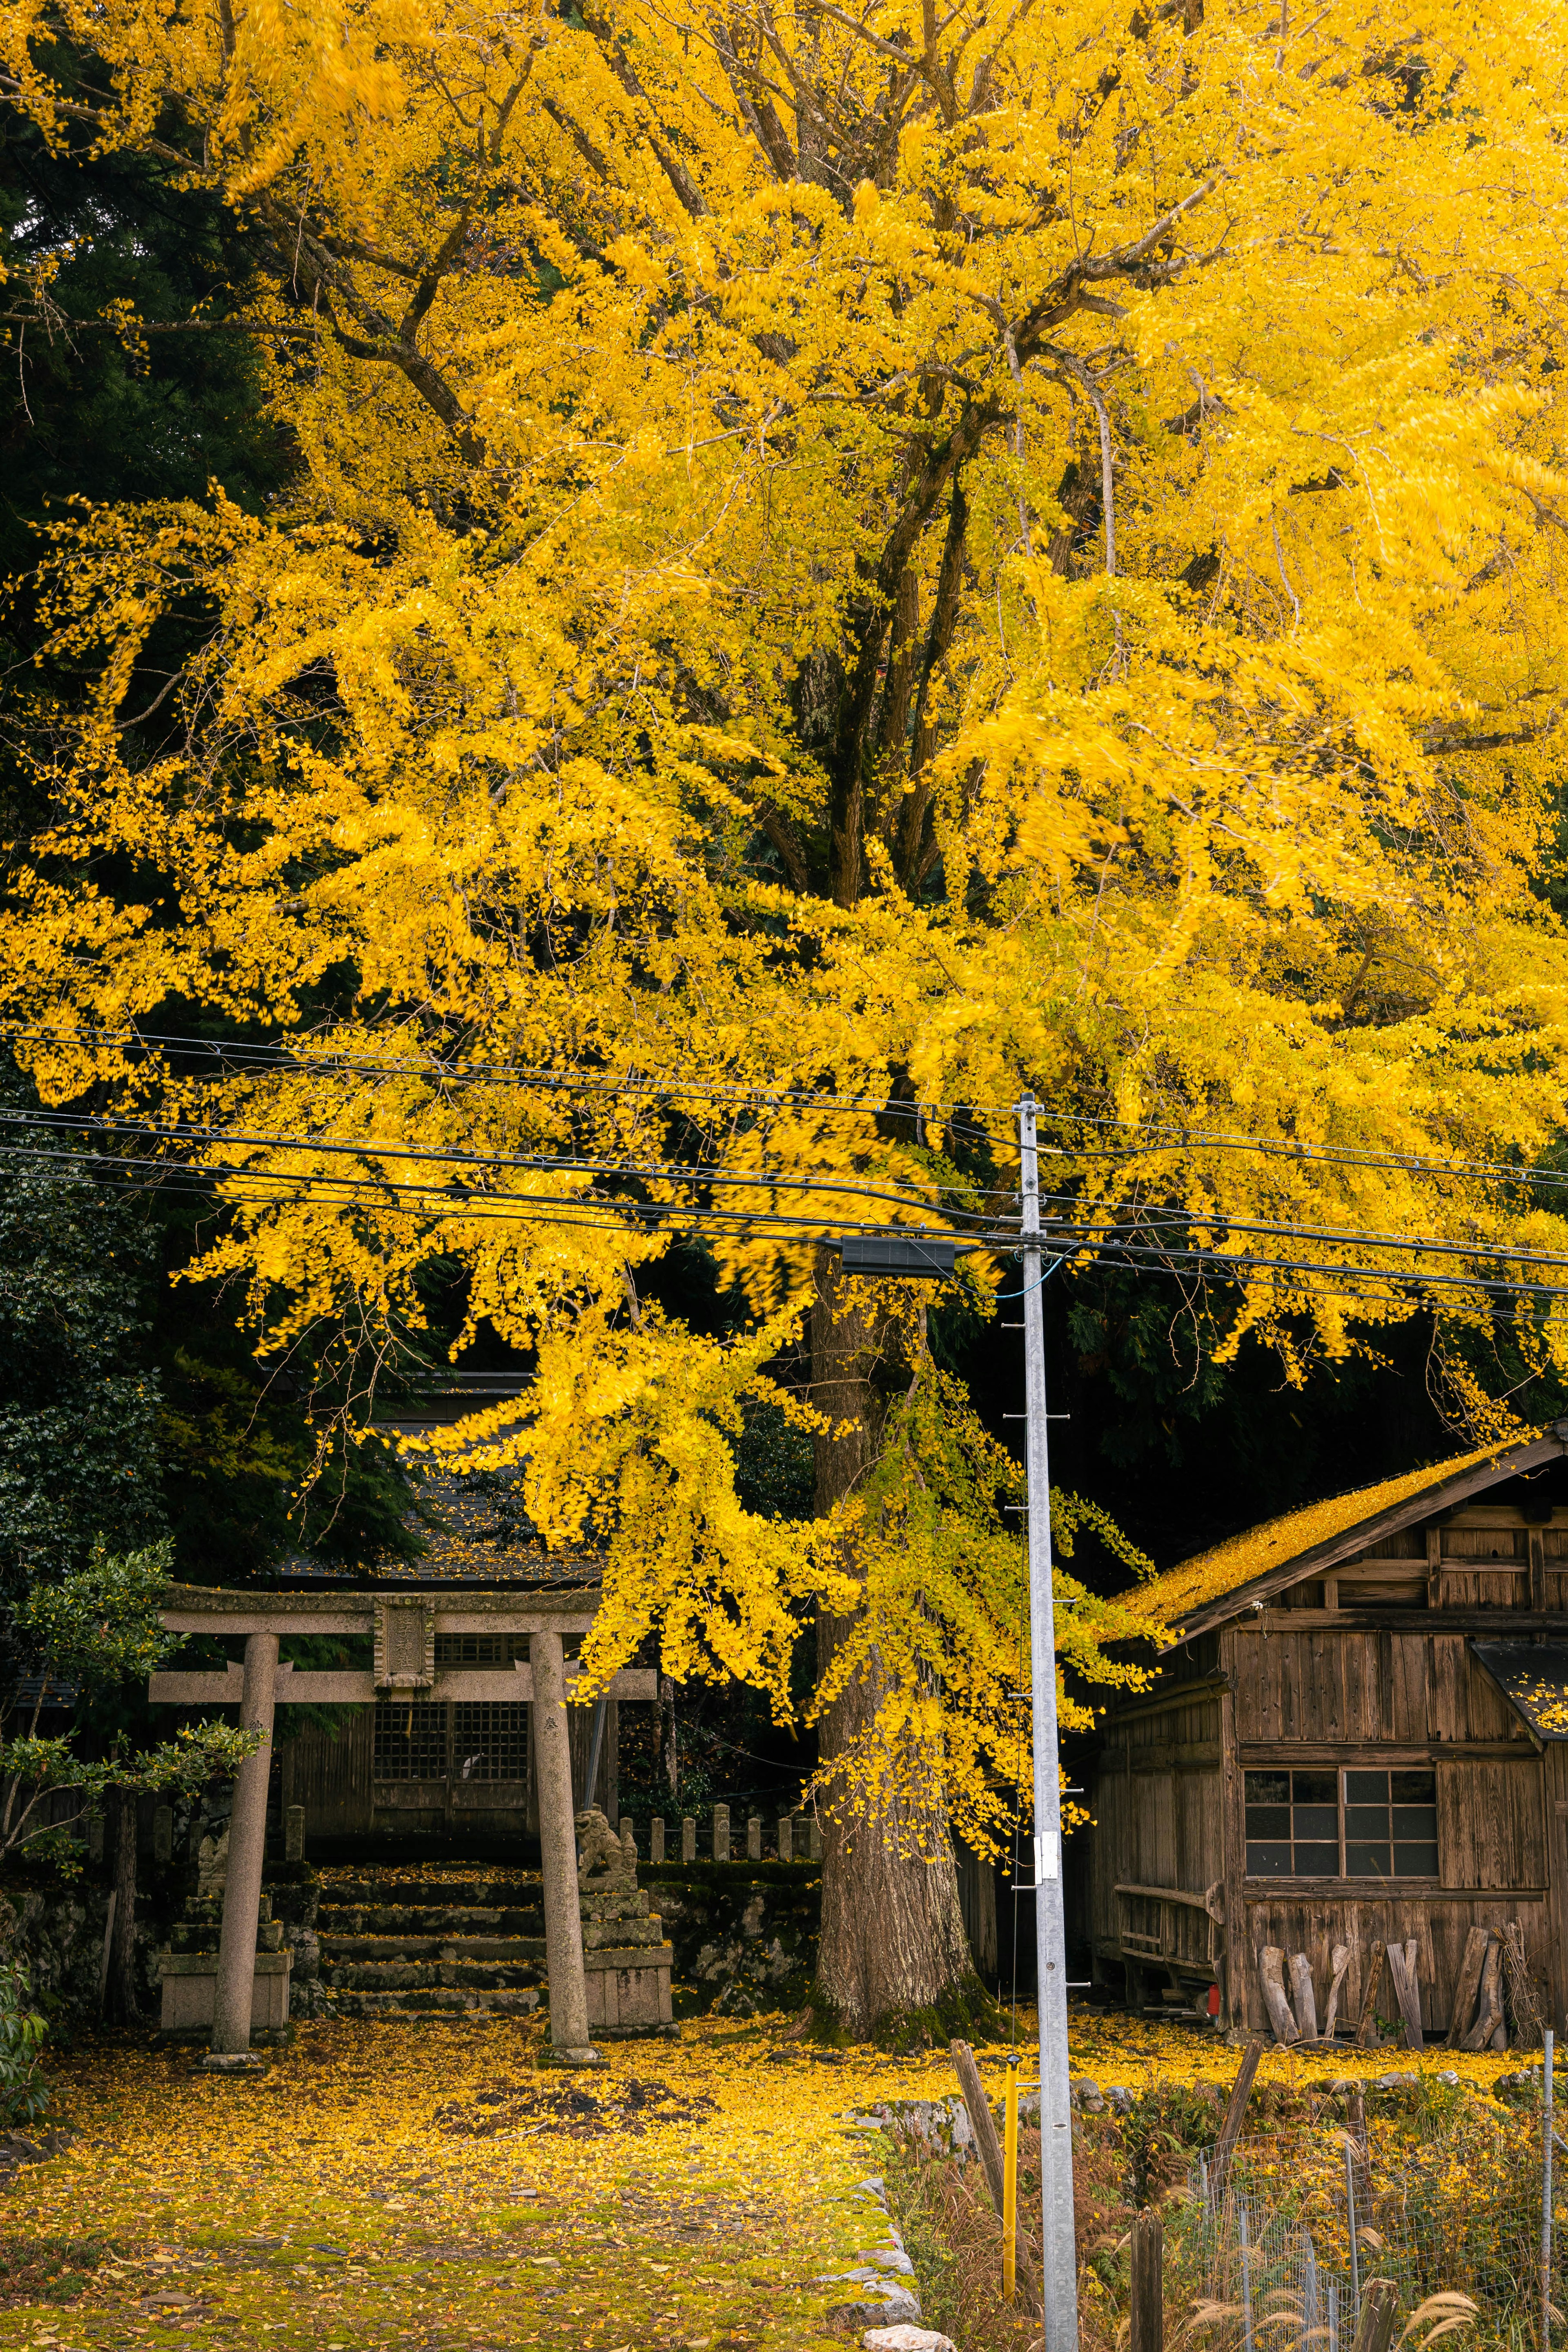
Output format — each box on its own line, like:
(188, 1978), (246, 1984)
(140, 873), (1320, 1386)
(148, 1584), (656, 2065)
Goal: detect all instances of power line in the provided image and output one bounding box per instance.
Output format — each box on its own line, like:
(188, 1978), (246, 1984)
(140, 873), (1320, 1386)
(13, 1022), (1568, 1200)
(10, 1106), (1568, 1281)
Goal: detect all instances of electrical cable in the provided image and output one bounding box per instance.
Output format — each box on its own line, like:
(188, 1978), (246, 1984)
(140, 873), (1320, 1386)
(14, 1021), (1568, 1204)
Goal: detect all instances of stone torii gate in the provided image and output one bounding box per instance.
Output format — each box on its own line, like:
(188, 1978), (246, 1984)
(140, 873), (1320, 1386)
(149, 1584), (654, 2065)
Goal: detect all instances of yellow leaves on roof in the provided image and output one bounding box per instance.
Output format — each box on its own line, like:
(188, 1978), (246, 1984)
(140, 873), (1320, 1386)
(1120, 1441), (1512, 1633)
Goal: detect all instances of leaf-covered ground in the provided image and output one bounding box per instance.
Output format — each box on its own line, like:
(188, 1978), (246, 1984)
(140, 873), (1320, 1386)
(0, 2017), (954, 2352)
(1, 2014), (1523, 2352)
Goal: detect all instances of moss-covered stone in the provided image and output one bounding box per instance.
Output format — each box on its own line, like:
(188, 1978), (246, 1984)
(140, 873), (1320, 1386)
(640, 1861), (820, 2016)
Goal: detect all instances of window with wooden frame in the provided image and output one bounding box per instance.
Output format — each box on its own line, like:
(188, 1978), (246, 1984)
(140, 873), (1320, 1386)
(1244, 1767), (1438, 1878)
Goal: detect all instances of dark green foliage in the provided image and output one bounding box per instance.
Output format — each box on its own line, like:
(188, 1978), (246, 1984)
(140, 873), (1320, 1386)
(1120, 2079), (1223, 2205)
(0, 109), (288, 586)
(0, 1101), (167, 1603)
(733, 1399), (814, 1520)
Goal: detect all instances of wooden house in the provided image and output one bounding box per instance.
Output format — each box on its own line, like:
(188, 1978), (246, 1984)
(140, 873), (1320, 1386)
(1084, 1424), (1568, 2040)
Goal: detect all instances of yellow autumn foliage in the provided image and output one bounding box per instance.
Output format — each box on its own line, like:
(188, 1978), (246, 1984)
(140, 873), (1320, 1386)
(5, 0), (1568, 1856)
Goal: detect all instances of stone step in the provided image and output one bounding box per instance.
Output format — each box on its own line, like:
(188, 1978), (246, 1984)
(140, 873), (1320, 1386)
(316, 1905), (544, 1936)
(319, 1958), (546, 1991)
(319, 1934), (547, 1963)
(317, 1877), (541, 1908)
(325, 1985), (544, 2019)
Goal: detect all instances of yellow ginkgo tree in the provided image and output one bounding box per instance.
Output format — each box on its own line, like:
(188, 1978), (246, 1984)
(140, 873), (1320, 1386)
(5, 0), (1568, 2034)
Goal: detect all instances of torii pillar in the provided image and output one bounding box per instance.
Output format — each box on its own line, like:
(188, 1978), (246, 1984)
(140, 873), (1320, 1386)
(211, 1631), (278, 2054)
(531, 1630), (604, 2067)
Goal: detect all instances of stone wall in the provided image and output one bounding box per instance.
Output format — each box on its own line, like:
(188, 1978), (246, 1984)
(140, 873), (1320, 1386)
(641, 1861), (820, 2016)
(0, 1849), (324, 2034)
(0, 1878), (169, 2030)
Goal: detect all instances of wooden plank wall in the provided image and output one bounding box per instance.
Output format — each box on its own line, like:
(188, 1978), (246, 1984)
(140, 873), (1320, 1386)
(1228, 1622), (1550, 2036)
(1088, 1677), (1224, 1982)
(279, 1710), (375, 1834)
(1243, 1892), (1550, 2034)
(1236, 1628), (1531, 1747)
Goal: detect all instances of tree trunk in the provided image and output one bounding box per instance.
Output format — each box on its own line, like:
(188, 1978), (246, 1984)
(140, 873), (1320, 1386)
(810, 1249), (978, 2042)
(105, 1787), (139, 2026)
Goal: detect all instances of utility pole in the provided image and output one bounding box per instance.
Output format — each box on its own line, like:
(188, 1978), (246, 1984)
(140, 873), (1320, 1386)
(1018, 1093), (1080, 2351)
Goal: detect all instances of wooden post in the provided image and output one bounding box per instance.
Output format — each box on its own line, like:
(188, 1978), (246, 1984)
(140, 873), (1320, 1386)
(530, 1630), (600, 2068)
(1324, 1944), (1351, 2041)
(951, 2040), (1035, 2299)
(1002, 2058), (1020, 2305)
(1131, 2207), (1163, 2352)
(1357, 1941), (1388, 2047)
(211, 1631), (278, 2055)
(1210, 2039), (1262, 2205)
(1385, 1938), (1425, 2051)
(1352, 2279), (1399, 2352)
(1289, 1953), (1319, 2040)
(1219, 1655), (1247, 2031)
(1463, 1933), (1505, 2052)
(1448, 1926), (1490, 2047)
(1259, 1946), (1299, 2045)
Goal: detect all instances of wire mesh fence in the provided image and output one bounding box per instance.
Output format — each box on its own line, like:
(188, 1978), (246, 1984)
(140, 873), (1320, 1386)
(1170, 2079), (1561, 2352)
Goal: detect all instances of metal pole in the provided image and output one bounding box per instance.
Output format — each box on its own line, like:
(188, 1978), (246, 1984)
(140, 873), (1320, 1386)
(1004, 2054), (1020, 2305)
(1240, 2198), (1255, 2352)
(1345, 2138), (1360, 2318)
(584, 1693), (608, 1813)
(1545, 2026), (1555, 2352)
(1018, 1094), (1080, 2351)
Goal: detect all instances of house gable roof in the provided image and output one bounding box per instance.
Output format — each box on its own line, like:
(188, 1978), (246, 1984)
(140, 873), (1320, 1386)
(1120, 1425), (1568, 1641)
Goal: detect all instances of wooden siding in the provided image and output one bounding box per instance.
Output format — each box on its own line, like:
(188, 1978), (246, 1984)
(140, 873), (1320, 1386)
(280, 1710), (375, 1835)
(1087, 1679), (1225, 1989)
(1234, 1627), (1535, 1748)
(1240, 1892), (1551, 2037)
(1436, 1756), (1546, 1888)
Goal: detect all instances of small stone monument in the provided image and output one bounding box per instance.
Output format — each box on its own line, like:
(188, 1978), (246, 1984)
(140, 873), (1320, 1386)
(712, 1803), (730, 1863)
(746, 1815), (762, 1862)
(681, 1817), (696, 1864)
(196, 1825), (229, 1898)
(573, 1806), (675, 2039)
(650, 1817), (665, 1864)
(158, 1861), (291, 2042)
(777, 1814), (793, 1864)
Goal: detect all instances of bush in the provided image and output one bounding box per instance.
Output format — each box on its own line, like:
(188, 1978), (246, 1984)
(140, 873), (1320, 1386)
(0, 1958), (50, 2125)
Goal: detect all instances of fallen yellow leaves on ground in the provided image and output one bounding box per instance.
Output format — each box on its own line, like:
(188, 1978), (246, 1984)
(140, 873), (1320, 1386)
(5, 2016), (953, 2352)
(2, 2013), (1527, 2352)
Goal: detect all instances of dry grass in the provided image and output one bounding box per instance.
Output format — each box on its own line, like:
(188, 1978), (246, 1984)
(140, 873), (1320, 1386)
(887, 2118), (1137, 2352)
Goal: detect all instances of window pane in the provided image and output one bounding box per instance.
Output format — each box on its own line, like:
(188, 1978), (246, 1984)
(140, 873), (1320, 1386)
(1292, 1770), (1338, 1805)
(1245, 1772), (1291, 1806)
(1246, 1806), (1291, 1838)
(1345, 1770), (1389, 1804)
(1293, 1842), (1340, 1877)
(1294, 1804), (1339, 1839)
(1345, 1842), (1392, 1877)
(1391, 1769), (1437, 1805)
(1345, 1805), (1391, 1838)
(1246, 1842), (1294, 1877)
(1392, 1805), (1438, 1841)
(1393, 1842), (1439, 1877)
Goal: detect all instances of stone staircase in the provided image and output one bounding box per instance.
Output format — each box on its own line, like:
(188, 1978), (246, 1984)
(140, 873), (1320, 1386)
(314, 1869), (548, 2018)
